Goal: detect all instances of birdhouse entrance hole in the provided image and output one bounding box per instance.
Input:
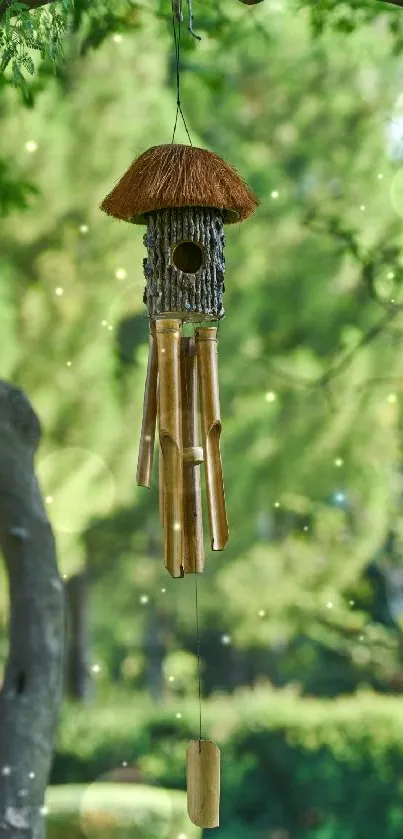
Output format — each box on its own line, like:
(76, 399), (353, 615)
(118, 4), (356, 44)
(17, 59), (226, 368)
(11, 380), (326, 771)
(172, 241), (204, 274)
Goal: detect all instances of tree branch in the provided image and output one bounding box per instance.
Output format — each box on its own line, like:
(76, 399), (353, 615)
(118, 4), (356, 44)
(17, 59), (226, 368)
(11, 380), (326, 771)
(0, 0), (56, 19)
(378, 0), (403, 7)
(0, 381), (64, 839)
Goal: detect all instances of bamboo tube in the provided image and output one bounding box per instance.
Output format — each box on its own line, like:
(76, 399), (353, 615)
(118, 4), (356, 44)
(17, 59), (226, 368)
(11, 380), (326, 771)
(186, 740), (220, 828)
(158, 381), (165, 529)
(136, 323), (158, 488)
(156, 319), (184, 578)
(181, 337), (205, 574)
(158, 446), (165, 529)
(195, 327), (228, 551)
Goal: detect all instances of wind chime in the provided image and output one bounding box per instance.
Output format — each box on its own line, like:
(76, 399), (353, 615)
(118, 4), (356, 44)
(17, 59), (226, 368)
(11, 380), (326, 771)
(100, 0), (259, 830)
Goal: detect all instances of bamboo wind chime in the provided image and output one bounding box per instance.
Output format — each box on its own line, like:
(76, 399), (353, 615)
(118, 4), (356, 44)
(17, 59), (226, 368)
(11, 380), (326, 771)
(101, 144), (258, 580)
(101, 143), (258, 828)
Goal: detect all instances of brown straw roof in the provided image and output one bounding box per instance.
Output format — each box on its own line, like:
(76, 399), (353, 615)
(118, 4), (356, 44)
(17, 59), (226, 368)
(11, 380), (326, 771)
(100, 144), (259, 225)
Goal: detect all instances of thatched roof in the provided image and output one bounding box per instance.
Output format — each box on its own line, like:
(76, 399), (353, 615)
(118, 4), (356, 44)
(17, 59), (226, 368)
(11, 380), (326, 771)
(100, 144), (259, 225)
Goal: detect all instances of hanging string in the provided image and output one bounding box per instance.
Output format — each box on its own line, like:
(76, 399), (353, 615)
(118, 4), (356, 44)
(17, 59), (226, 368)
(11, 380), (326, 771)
(171, 0), (193, 145)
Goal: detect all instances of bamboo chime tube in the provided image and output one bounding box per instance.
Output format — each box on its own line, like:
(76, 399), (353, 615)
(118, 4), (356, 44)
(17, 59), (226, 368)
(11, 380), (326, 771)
(181, 337), (205, 574)
(195, 327), (228, 551)
(186, 740), (220, 828)
(155, 319), (184, 578)
(157, 383), (166, 529)
(136, 324), (158, 488)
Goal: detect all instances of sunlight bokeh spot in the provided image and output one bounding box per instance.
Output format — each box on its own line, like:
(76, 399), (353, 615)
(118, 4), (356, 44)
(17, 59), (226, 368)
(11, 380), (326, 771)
(78, 776), (174, 839)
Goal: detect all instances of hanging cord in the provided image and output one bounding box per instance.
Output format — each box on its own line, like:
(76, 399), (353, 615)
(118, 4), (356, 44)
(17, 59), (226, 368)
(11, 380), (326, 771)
(171, 0), (193, 144)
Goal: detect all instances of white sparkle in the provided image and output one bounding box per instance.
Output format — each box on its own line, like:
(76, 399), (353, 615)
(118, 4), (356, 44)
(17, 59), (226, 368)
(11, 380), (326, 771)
(115, 268), (127, 280)
(63, 574), (67, 579)
(113, 33), (123, 43)
(377, 173), (384, 179)
(55, 287), (64, 297)
(360, 205), (366, 211)
(326, 601), (333, 609)
(40, 806), (48, 816)
(177, 833), (187, 839)
(173, 522), (181, 532)
(79, 224), (89, 234)
(161, 588), (166, 593)
(101, 320), (108, 327)
(335, 458), (343, 467)
(25, 141), (37, 153)
(144, 434), (152, 441)
(140, 595), (149, 604)
(92, 664), (101, 674)
(258, 610), (266, 617)
(176, 712), (182, 719)
(28, 772), (35, 779)
(221, 634), (231, 645)
(303, 525), (309, 531)
(45, 496), (53, 504)
(271, 190), (279, 199)
(122, 761), (128, 767)
(387, 393), (397, 403)
(387, 271), (395, 280)
(66, 361), (72, 367)
(168, 676), (175, 682)
(274, 501), (280, 508)
(1, 766), (11, 776)
(265, 391), (276, 403)
(108, 325), (113, 332)
(349, 600), (355, 606)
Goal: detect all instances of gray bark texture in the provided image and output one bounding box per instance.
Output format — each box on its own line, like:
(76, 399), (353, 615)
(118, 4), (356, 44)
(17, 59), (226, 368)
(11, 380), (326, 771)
(143, 207), (226, 322)
(0, 382), (65, 839)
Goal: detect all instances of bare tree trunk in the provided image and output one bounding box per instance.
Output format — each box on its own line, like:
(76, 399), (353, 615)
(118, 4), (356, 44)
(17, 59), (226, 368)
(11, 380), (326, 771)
(0, 382), (64, 839)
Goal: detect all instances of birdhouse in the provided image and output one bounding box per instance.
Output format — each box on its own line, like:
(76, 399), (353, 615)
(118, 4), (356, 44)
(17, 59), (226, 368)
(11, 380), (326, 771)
(100, 144), (258, 579)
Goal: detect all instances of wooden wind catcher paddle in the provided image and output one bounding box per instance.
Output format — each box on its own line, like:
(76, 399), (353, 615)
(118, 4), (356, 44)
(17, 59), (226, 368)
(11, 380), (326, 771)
(100, 142), (258, 828)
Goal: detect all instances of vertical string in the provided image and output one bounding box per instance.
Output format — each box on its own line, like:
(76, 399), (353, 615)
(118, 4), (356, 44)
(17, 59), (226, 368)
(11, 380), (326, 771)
(171, 0), (193, 145)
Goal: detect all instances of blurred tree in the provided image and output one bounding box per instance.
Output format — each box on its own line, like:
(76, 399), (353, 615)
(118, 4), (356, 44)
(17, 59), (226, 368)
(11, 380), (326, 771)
(2, 0), (403, 710)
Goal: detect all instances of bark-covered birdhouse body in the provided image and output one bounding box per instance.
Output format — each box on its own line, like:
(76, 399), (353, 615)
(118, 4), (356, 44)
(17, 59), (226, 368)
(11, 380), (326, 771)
(100, 143), (259, 579)
(143, 207), (225, 322)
